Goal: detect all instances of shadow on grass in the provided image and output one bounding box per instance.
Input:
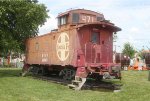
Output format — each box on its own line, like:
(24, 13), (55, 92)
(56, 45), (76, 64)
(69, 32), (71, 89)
(82, 79), (123, 92)
(0, 68), (22, 77)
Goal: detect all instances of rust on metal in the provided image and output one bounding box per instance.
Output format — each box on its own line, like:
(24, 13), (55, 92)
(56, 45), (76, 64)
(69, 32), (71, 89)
(24, 9), (121, 79)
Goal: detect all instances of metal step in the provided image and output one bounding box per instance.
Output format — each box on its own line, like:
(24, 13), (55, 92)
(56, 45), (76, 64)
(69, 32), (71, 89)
(68, 84), (77, 88)
(72, 80), (82, 83)
(75, 76), (82, 81)
(68, 77), (86, 90)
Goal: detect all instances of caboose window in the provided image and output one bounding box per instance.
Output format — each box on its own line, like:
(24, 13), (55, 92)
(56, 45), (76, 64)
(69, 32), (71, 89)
(35, 42), (39, 50)
(61, 16), (67, 25)
(91, 32), (100, 44)
(58, 16), (67, 26)
(97, 16), (104, 21)
(72, 13), (79, 23)
(58, 18), (61, 26)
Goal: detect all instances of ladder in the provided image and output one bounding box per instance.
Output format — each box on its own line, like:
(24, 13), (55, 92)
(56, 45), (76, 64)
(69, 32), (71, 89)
(68, 76), (86, 90)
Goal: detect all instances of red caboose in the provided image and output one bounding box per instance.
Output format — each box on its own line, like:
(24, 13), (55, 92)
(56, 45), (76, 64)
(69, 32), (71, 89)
(23, 9), (121, 88)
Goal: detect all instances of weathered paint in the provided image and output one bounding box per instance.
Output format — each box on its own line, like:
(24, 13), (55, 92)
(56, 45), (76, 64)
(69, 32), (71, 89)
(25, 9), (121, 78)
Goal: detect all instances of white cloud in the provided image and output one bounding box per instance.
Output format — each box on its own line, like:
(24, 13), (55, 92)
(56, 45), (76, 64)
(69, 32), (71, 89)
(130, 27), (140, 33)
(38, 13), (57, 35)
(38, 0), (150, 51)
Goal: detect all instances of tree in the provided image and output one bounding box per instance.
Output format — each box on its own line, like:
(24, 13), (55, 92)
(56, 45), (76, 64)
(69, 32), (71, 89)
(0, 0), (49, 57)
(122, 42), (136, 59)
(138, 50), (146, 60)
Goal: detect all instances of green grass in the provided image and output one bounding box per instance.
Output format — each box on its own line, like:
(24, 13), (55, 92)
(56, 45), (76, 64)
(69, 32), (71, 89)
(0, 68), (150, 101)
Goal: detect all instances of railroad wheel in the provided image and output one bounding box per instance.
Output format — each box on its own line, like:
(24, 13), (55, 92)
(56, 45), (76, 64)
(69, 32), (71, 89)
(96, 75), (103, 81)
(37, 67), (45, 75)
(59, 68), (75, 80)
(31, 67), (40, 75)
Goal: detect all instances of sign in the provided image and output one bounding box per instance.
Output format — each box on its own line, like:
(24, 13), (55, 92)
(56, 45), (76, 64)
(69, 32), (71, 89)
(41, 53), (48, 62)
(81, 14), (94, 23)
(56, 32), (69, 61)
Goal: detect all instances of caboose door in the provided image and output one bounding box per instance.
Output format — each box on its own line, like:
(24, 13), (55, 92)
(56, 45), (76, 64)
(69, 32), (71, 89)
(85, 32), (101, 63)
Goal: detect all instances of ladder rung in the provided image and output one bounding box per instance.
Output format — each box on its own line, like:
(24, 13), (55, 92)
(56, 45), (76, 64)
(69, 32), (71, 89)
(72, 80), (82, 83)
(68, 84), (77, 88)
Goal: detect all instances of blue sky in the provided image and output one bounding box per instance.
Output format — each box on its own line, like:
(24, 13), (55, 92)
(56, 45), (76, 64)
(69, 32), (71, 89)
(38, 0), (150, 52)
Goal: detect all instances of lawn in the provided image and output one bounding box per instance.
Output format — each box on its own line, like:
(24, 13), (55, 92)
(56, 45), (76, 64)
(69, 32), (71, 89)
(0, 68), (150, 101)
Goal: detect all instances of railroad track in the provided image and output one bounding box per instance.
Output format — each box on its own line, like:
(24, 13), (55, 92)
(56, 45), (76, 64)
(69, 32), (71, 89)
(32, 75), (71, 85)
(31, 75), (122, 91)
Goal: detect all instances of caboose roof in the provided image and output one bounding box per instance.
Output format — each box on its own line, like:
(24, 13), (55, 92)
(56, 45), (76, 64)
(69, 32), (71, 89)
(57, 9), (103, 17)
(76, 21), (121, 32)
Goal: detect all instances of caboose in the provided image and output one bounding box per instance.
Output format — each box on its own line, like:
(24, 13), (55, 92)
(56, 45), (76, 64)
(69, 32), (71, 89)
(22, 9), (121, 90)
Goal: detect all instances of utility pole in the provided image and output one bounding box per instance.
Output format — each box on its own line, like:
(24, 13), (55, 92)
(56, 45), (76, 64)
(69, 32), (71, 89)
(113, 45), (116, 63)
